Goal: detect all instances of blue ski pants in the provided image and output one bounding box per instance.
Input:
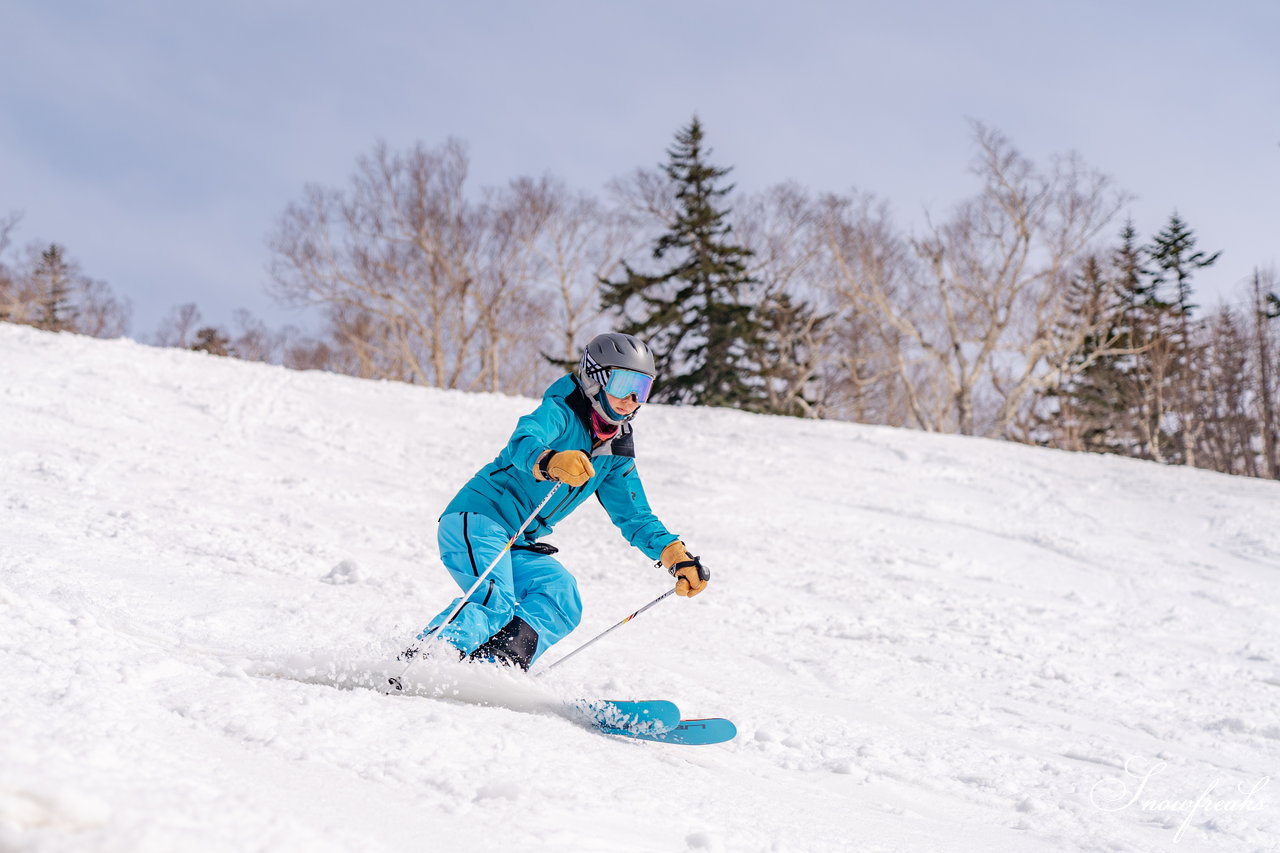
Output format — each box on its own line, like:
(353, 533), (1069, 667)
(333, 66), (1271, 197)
(421, 512), (583, 665)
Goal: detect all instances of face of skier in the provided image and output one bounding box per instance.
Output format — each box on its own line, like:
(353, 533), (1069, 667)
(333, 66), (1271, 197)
(606, 392), (640, 416)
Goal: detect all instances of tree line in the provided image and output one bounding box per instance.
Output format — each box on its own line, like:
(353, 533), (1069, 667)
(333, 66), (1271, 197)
(0, 213), (312, 361)
(3, 118), (1277, 480)
(0, 218), (130, 338)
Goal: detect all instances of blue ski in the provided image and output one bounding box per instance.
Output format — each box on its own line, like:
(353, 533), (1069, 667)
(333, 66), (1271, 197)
(577, 699), (681, 733)
(600, 716), (737, 746)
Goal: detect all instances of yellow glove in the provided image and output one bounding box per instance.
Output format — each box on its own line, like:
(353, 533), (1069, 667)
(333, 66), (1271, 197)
(535, 449), (595, 487)
(660, 541), (709, 597)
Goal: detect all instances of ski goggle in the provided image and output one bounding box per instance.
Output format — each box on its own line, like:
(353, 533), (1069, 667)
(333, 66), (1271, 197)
(603, 368), (655, 403)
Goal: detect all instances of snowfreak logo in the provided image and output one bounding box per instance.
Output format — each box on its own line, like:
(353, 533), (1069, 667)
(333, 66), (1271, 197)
(1090, 757), (1270, 843)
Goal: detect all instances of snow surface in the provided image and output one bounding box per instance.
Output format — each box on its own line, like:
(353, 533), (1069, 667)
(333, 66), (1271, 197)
(2, 323), (1278, 853)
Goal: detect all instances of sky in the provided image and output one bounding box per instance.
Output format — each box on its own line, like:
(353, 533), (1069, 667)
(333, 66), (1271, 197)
(2, 1), (1277, 338)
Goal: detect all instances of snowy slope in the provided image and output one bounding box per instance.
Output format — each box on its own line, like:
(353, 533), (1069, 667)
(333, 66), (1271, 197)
(2, 323), (1278, 853)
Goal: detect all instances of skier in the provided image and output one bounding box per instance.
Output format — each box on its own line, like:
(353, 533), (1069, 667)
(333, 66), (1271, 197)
(412, 332), (710, 670)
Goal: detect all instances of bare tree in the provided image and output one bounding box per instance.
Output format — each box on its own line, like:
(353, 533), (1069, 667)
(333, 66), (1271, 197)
(1253, 268), (1280, 478)
(0, 213), (19, 322)
(75, 278), (131, 338)
(230, 308), (287, 363)
(508, 175), (640, 367)
(154, 303), (204, 347)
(283, 334), (339, 372)
(0, 213), (17, 254)
(607, 166), (679, 228)
(824, 124), (1125, 436)
(470, 183), (549, 392)
(268, 140), (578, 394)
(602, 165), (682, 331)
(1196, 305), (1253, 475)
(818, 191), (942, 427)
(736, 183), (830, 416)
(269, 140), (486, 387)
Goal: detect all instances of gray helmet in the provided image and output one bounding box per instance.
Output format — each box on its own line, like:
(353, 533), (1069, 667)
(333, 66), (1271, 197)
(576, 332), (657, 424)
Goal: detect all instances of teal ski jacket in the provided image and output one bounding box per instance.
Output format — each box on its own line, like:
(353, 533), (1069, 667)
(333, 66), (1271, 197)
(442, 374), (679, 561)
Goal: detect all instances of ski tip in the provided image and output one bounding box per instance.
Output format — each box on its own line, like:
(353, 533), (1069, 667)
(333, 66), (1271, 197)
(600, 716), (737, 746)
(664, 718), (737, 746)
(681, 717), (737, 742)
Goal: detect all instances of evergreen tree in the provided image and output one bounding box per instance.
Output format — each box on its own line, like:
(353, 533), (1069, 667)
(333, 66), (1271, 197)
(601, 117), (765, 408)
(1043, 219), (1217, 461)
(1066, 218), (1190, 463)
(1114, 220), (1160, 322)
(1148, 212), (1219, 320)
(1146, 212), (1220, 465)
(33, 244), (75, 332)
(1112, 220), (1171, 460)
(1048, 254), (1130, 452)
(753, 289), (829, 417)
(1044, 224), (1153, 455)
(191, 327), (232, 357)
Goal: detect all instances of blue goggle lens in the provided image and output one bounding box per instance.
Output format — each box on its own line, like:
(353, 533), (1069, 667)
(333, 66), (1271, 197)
(604, 369), (654, 403)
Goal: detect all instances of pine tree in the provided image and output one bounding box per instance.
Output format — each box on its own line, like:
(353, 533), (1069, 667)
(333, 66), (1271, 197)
(191, 327), (231, 357)
(1146, 212), (1220, 466)
(601, 117), (766, 408)
(33, 244), (75, 332)
(753, 289), (829, 417)
(1149, 213), (1219, 320)
(1112, 220), (1171, 460)
(1049, 255), (1129, 452)
(1044, 224), (1155, 456)
(1045, 220), (1206, 461)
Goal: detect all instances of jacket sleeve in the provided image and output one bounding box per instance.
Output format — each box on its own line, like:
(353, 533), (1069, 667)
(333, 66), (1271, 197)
(507, 397), (572, 477)
(595, 461), (679, 561)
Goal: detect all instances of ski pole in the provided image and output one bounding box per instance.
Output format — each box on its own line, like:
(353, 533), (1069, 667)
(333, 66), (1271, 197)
(389, 481), (563, 691)
(536, 587), (677, 675)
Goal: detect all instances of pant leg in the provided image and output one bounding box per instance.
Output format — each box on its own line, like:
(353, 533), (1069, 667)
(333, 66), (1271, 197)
(420, 512), (517, 654)
(509, 550), (583, 665)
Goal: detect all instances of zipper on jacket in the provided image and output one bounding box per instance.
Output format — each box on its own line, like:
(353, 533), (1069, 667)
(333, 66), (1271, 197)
(549, 485), (579, 519)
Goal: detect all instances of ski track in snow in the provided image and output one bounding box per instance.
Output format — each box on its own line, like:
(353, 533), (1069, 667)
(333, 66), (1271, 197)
(2, 323), (1278, 853)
